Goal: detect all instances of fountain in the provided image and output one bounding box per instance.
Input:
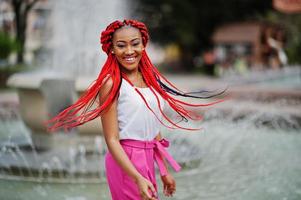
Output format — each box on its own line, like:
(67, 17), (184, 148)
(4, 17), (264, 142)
(6, 0), (141, 152)
(1, 0), (128, 182)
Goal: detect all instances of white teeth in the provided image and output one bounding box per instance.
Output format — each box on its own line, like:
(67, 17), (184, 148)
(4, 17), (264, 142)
(124, 57), (135, 62)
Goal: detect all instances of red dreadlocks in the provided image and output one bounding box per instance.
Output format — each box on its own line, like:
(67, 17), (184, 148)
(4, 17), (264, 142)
(45, 19), (225, 132)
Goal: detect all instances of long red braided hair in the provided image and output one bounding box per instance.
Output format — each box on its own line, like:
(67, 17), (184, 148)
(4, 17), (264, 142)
(45, 19), (225, 132)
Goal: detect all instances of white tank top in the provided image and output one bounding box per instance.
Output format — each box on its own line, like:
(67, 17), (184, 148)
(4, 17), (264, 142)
(117, 78), (165, 141)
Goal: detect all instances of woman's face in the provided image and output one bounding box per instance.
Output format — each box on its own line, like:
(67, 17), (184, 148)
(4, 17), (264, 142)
(112, 26), (144, 72)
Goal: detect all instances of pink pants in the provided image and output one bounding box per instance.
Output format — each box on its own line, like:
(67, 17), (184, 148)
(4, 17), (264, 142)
(105, 139), (181, 200)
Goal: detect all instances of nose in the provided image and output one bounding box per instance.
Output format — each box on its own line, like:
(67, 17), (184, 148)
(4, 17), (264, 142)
(125, 45), (134, 55)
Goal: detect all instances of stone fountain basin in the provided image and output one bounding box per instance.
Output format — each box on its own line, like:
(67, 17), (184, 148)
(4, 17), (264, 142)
(7, 70), (102, 150)
(7, 70), (101, 134)
(7, 70), (95, 90)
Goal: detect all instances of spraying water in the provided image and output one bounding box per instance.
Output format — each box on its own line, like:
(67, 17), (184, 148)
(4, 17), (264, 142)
(40, 0), (130, 76)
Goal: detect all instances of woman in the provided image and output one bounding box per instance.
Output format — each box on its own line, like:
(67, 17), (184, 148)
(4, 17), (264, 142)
(46, 19), (224, 200)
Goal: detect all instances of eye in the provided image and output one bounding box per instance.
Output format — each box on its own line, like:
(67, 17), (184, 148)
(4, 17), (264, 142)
(132, 42), (140, 46)
(116, 44), (125, 48)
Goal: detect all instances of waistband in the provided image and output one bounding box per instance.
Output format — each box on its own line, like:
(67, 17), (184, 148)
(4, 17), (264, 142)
(120, 139), (157, 149)
(120, 139), (181, 176)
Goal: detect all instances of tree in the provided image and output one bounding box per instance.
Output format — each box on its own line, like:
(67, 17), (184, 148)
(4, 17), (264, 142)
(134, 0), (272, 71)
(10, 0), (40, 63)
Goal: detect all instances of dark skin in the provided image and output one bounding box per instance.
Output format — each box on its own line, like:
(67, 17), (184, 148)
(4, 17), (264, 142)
(100, 26), (176, 199)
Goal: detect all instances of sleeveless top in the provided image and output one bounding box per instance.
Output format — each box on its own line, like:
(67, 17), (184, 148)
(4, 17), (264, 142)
(117, 78), (165, 141)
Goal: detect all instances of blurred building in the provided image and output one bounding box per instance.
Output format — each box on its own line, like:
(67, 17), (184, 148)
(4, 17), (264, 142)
(0, 0), (14, 34)
(25, 0), (50, 63)
(212, 21), (287, 71)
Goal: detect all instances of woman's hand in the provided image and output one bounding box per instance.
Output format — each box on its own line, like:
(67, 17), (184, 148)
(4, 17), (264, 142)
(161, 173), (176, 197)
(136, 176), (158, 200)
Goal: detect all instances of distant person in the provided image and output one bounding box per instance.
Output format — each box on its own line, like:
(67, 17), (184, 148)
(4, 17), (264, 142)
(261, 26), (287, 69)
(273, 28), (288, 66)
(46, 19), (224, 200)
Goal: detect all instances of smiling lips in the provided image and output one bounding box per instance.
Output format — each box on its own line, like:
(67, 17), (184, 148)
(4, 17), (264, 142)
(123, 56), (137, 64)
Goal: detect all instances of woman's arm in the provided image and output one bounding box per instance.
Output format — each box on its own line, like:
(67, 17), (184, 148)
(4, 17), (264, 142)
(100, 78), (157, 199)
(101, 99), (143, 182)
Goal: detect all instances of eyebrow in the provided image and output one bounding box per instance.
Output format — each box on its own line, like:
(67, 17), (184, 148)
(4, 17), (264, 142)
(116, 38), (140, 43)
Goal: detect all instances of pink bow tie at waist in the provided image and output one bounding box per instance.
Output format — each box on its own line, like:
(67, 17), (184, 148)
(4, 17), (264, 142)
(120, 139), (181, 176)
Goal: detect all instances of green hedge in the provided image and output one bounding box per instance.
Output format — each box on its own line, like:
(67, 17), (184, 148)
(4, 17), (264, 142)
(0, 31), (19, 59)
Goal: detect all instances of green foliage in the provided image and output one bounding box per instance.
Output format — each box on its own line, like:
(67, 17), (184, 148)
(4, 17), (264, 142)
(286, 42), (301, 64)
(135, 0), (271, 48)
(0, 32), (19, 59)
(0, 63), (29, 72)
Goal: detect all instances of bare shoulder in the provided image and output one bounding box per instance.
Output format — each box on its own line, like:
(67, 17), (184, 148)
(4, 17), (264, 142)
(99, 77), (119, 132)
(99, 76), (113, 96)
(102, 76), (114, 90)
